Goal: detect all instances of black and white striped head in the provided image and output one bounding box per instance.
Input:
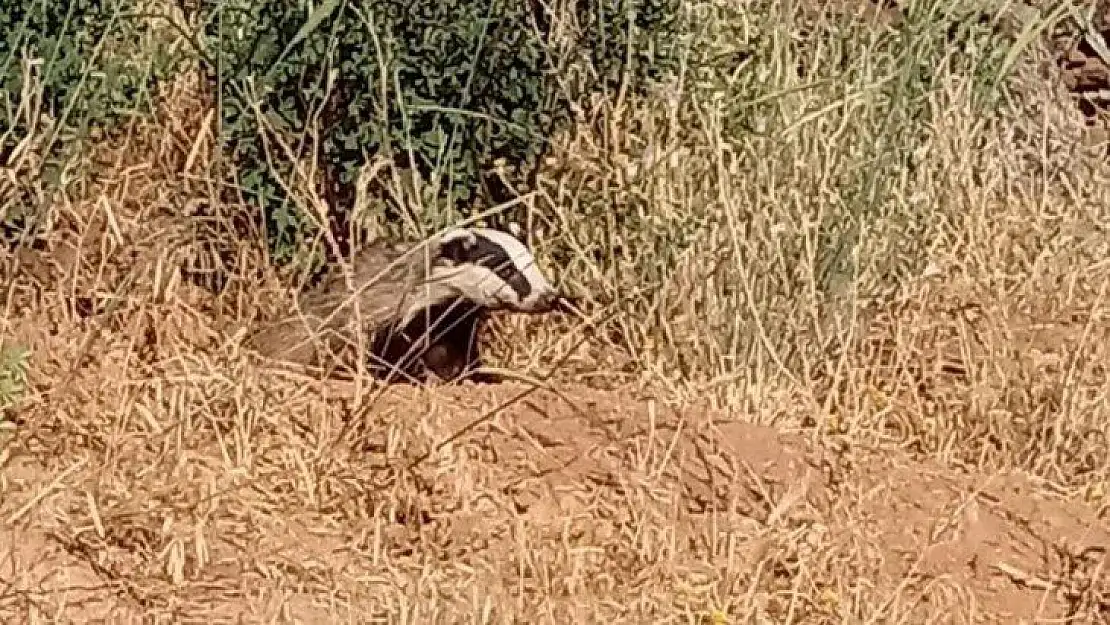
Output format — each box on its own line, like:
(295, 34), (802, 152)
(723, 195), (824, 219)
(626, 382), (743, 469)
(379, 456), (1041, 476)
(428, 225), (561, 313)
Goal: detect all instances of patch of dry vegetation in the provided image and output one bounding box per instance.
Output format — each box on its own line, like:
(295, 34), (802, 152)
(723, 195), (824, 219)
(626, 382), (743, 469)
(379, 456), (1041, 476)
(2, 0), (1110, 622)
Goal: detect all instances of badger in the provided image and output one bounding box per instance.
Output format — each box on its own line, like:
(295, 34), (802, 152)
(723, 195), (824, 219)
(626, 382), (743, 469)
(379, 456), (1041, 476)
(246, 225), (562, 383)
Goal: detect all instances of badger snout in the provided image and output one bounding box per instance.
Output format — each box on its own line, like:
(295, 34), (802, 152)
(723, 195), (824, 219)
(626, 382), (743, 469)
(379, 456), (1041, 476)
(513, 287), (560, 313)
(533, 288), (561, 311)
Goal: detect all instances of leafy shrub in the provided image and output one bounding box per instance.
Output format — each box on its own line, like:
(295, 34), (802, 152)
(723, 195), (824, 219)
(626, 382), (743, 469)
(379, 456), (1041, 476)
(1, 0), (178, 243)
(202, 0), (682, 265)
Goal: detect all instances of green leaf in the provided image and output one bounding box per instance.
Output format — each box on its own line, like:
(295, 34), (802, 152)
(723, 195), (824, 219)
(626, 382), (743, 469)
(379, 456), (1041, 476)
(265, 0), (345, 81)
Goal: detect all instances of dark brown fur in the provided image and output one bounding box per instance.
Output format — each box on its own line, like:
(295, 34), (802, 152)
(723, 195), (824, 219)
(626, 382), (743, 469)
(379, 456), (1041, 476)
(247, 239), (488, 383)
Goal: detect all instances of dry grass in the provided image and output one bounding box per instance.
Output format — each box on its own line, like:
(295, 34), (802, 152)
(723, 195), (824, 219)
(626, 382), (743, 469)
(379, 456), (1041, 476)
(3, 0), (1110, 622)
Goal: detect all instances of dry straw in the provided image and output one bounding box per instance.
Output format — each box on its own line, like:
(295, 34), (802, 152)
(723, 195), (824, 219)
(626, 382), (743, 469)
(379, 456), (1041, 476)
(2, 0), (1110, 621)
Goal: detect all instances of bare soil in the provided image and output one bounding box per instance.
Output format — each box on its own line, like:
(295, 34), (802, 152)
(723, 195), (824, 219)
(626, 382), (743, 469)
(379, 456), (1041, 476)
(4, 375), (1110, 622)
(3, 8), (1110, 621)
(2, 279), (1108, 621)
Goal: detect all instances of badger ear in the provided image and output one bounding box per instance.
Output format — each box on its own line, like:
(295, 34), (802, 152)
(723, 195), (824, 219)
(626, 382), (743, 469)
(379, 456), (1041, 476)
(437, 228), (478, 263)
(506, 221), (529, 248)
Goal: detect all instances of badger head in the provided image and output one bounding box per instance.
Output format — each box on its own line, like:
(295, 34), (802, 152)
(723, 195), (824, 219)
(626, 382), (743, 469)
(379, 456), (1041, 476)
(424, 225), (562, 314)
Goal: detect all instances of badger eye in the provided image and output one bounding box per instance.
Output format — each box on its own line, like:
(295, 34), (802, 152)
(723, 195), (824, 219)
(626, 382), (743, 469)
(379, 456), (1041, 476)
(483, 253), (531, 298)
(481, 253), (516, 279)
(494, 259), (519, 282)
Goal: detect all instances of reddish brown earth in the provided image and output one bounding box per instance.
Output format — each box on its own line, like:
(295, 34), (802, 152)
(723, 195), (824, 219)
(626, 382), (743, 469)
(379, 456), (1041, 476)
(3, 2), (1110, 622)
(2, 266), (1108, 621)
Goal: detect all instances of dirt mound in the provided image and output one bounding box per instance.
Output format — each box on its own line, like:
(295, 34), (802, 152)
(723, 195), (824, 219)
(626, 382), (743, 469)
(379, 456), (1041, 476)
(3, 22), (1110, 623)
(2, 336), (1108, 623)
(4, 249), (1105, 621)
(0, 178), (1107, 625)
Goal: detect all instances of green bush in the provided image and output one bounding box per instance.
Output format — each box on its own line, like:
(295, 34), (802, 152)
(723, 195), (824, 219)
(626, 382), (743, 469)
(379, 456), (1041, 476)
(1, 0), (177, 243)
(202, 0), (682, 265)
